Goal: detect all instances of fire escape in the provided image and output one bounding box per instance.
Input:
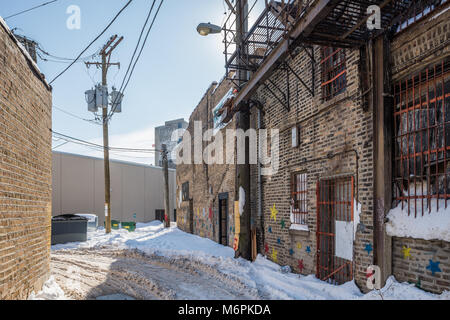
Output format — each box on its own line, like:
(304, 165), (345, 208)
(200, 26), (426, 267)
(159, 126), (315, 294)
(223, 0), (447, 113)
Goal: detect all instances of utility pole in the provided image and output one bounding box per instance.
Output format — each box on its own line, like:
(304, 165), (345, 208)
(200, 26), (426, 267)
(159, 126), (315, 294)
(86, 35), (123, 234)
(162, 144), (171, 228)
(235, 0), (251, 260)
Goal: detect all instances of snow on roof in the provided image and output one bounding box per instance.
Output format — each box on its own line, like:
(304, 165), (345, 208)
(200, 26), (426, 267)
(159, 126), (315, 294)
(0, 16), (51, 91)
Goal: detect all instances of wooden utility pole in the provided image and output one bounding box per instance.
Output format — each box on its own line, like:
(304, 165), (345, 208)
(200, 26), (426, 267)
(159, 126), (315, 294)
(235, 0), (251, 260)
(86, 35), (123, 234)
(162, 144), (171, 228)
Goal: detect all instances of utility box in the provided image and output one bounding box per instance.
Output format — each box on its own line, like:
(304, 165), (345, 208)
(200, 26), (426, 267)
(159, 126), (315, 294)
(85, 89), (97, 112)
(51, 215), (88, 245)
(110, 89), (123, 113)
(95, 85), (108, 109)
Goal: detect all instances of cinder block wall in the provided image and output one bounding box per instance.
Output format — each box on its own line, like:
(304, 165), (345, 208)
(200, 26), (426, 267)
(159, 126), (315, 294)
(176, 78), (236, 246)
(389, 4), (450, 294)
(251, 45), (374, 291)
(0, 21), (52, 299)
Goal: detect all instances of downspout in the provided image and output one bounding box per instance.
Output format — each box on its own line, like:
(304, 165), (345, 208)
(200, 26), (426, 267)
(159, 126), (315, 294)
(257, 107), (265, 253)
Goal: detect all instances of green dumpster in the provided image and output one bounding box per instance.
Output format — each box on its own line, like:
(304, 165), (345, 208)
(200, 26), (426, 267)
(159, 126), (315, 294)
(104, 220), (121, 230)
(121, 222), (136, 232)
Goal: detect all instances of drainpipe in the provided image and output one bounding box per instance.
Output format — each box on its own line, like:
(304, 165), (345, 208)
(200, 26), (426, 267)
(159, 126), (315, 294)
(257, 108), (264, 252)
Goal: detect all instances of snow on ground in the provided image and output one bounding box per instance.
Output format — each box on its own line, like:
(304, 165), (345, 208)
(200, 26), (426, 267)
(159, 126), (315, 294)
(45, 221), (449, 300)
(29, 276), (67, 300)
(386, 199), (450, 242)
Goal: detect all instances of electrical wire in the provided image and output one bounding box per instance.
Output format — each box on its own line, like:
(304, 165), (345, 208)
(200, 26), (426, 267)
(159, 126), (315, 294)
(110, 0), (157, 112)
(48, 0), (133, 85)
(53, 105), (102, 126)
(51, 130), (159, 153)
(4, 0), (58, 20)
(108, 0), (164, 121)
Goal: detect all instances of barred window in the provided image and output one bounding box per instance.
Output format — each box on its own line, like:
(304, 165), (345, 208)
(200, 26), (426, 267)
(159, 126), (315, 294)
(291, 172), (308, 225)
(393, 58), (450, 216)
(396, 0), (448, 33)
(321, 47), (347, 101)
(182, 182), (189, 201)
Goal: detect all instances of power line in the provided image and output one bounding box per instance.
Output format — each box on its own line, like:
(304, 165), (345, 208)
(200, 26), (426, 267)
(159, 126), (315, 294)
(53, 105), (102, 126)
(48, 0), (133, 85)
(51, 130), (159, 153)
(109, 0), (157, 115)
(4, 0), (59, 20)
(108, 0), (164, 120)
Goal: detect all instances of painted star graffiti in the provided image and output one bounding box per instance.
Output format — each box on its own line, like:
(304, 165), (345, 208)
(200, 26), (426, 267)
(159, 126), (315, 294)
(365, 243), (373, 255)
(402, 246), (412, 259)
(270, 204), (278, 222)
(426, 260), (442, 276)
(298, 259), (304, 273)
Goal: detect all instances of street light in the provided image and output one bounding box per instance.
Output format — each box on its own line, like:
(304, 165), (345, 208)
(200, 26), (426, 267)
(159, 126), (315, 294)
(196, 22), (222, 36)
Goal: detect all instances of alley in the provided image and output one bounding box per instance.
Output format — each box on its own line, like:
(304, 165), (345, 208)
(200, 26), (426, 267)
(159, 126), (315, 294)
(50, 248), (261, 300)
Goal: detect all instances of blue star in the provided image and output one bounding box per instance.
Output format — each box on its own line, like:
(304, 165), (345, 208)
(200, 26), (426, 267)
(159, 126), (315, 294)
(289, 248), (294, 256)
(426, 260), (442, 276)
(365, 244), (373, 255)
(277, 238), (281, 244)
(306, 246), (311, 254)
(268, 226), (272, 233)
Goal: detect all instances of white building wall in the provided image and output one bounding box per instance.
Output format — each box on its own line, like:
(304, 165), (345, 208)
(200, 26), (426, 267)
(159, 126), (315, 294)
(52, 151), (176, 227)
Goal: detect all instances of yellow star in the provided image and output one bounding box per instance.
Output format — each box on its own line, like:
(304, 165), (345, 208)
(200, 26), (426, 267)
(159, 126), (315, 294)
(402, 246), (412, 259)
(272, 249), (278, 263)
(270, 204), (278, 222)
(297, 242), (302, 250)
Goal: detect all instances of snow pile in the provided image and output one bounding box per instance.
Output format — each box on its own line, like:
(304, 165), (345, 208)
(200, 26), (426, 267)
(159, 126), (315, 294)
(386, 200), (450, 242)
(29, 276), (68, 300)
(50, 220), (449, 300)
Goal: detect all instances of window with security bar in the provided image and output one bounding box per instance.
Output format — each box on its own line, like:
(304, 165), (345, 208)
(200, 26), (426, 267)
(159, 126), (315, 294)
(393, 58), (450, 217)
(395, 0), (448, 33)
(321, 47), (347, 101)
(291, 172), (308, 225)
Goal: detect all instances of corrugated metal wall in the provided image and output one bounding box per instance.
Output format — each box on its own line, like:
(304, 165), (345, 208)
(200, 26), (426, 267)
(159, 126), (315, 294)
(52, 152), (176, 227)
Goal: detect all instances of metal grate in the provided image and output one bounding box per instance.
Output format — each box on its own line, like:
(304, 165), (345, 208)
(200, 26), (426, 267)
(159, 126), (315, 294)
(321, 47), (347, 101)
(396, 0), (448, 33)
(393, 58), (450, 217)
(291, 172), (308, 225)
(224, 0), (313, 86)
(316, 176), (354, 285)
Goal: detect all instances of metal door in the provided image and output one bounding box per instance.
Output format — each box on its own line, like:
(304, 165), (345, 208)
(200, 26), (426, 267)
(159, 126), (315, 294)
(316, 176), (354, 284)
(218, 193), (228, 246)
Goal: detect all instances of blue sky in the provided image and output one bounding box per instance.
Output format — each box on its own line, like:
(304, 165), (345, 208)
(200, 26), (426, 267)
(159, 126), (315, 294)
(1, 0), (257, 165)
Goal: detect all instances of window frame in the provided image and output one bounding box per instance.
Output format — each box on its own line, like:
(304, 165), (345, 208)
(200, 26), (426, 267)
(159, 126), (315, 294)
(291, 171), (309, 225)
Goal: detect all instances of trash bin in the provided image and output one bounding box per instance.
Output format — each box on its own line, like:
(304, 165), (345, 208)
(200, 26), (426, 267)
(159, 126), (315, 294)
(74, 214), (98, 232)
(104, 220), (120, 230)
(121, 222), (136, 232)
(52, 215), (88, 245)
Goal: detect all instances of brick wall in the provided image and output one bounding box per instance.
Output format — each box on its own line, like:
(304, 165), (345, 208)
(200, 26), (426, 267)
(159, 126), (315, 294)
(250, 45), (374, 290)
(0, 21), (52, 299)
(176, 77), (236, 246)
(388, 4), (450, 294)
(392, 238), (450, 294)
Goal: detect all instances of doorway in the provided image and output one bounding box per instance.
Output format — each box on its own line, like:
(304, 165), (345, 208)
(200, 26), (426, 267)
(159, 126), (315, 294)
(218, 193), (229, 246)
(316, 176), (354, 284)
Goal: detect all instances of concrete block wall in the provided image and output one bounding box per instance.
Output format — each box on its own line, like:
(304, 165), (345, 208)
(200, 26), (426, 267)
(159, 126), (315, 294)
(0, 21), (52, 300)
